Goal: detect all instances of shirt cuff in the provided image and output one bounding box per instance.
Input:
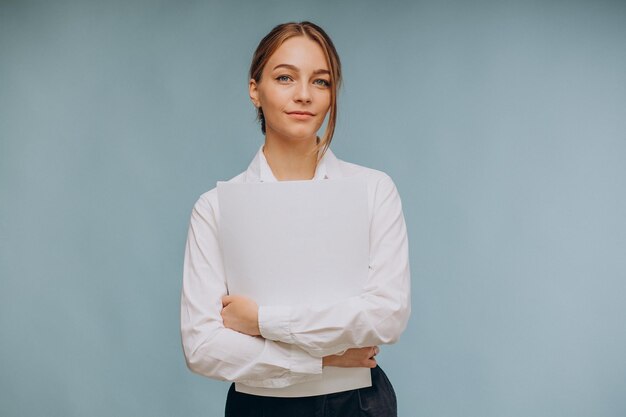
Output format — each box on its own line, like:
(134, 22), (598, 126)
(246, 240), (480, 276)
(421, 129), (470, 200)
(258, 305), (293, 343)
(289, 343), (323, 376)
(237, 341), (322, 388)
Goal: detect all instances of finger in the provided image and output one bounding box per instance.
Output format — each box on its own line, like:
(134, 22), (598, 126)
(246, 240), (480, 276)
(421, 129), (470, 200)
(368, 346), (377, 358)
(221, 295), (232, 306)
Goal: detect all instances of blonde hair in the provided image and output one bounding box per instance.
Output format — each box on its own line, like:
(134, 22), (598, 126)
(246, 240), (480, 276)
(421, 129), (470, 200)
(249, 21), (342, 159)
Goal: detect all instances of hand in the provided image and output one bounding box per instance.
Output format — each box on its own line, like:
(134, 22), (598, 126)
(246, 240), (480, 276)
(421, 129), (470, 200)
(322, 346), (379, 368)
(221, 295), (261, 336)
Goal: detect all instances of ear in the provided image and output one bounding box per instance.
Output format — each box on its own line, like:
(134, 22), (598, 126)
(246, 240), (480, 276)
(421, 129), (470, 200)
(249, 78), (260, 108)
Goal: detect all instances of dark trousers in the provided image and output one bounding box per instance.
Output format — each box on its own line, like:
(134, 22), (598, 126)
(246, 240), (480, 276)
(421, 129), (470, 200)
(225, 366), (397, 417)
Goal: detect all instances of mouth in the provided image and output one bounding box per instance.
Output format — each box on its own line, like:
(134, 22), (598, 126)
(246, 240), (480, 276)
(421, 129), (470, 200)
(286, 111), (315, 120)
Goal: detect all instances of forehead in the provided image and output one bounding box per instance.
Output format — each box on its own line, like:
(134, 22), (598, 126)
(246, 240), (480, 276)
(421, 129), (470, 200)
(265, 36), (329, 71)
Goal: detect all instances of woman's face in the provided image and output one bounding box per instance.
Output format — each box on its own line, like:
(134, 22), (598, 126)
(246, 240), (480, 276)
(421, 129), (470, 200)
(249, 36), (332, 144)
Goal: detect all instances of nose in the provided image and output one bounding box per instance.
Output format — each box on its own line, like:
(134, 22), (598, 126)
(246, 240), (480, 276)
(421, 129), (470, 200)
(293, 81), (312, 104)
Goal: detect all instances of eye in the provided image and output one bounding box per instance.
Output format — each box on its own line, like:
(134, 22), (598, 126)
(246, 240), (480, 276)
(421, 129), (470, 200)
(313, 79), (331, 87)
(276, 75), (293, 83)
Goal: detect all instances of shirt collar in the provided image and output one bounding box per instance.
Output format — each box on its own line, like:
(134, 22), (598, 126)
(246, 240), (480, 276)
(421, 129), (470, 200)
(245, 144), (340, 183)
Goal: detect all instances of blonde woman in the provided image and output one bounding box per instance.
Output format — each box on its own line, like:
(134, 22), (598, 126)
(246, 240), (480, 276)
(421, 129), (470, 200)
(181, 21), (411, 416)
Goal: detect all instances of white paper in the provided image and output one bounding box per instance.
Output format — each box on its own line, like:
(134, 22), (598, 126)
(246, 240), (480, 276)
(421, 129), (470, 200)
(217, 177), (372, 397)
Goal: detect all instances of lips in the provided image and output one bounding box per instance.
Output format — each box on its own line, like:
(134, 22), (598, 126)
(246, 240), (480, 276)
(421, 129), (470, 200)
(286, 111), (315, 120)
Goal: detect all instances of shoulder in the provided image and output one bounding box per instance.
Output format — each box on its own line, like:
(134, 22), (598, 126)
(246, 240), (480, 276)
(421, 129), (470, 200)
(334, 157), (399, 198)
(330, 156), (404, 220)
(192, 171), (247, 216)
(332, 158), (407, 234)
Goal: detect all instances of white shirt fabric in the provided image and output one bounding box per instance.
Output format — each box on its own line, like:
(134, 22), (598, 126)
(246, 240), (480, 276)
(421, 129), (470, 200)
(180, 145), (411, 389)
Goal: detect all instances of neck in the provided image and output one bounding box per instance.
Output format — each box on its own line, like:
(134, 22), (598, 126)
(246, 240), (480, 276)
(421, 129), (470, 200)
(263, 134), (319, 181)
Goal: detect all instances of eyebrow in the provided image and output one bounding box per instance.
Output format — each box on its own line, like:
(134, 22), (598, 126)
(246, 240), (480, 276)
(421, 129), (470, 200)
(272, 64), (330, 76)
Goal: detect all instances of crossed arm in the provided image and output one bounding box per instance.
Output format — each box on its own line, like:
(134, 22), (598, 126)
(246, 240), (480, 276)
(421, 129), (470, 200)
(221, 294), (379, 368)
(181, 174), (410, 387)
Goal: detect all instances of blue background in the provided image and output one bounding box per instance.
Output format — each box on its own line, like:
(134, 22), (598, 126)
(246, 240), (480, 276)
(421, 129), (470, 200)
(1, 0), (625, 416)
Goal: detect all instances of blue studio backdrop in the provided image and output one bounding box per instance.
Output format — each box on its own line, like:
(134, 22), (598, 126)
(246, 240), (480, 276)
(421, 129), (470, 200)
(1, 1), (625, 416)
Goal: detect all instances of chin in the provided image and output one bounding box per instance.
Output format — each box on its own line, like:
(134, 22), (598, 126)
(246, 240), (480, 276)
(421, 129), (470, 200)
(280, 130), (319, 142)
(267, 124), (322, 143)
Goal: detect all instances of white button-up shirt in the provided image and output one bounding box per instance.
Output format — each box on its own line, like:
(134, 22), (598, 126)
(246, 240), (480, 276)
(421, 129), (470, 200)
(180, 145), (411, 389)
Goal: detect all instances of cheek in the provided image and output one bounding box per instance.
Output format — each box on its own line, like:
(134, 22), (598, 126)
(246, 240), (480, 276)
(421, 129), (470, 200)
(260, 88), (289, 110)
(315, 91), (331, 110)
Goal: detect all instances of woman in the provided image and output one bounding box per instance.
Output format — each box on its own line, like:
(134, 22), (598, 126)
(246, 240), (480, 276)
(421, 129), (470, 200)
(181, 21), (411, 416)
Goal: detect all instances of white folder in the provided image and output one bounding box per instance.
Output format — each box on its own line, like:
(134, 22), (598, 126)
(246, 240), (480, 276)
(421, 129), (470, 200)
(217, 177), (372, 397)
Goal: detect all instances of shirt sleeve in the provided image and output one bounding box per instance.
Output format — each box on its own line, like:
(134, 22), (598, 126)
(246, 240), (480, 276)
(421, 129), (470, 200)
(258, 174), (411, 358)
(180, 193), (323, 388)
